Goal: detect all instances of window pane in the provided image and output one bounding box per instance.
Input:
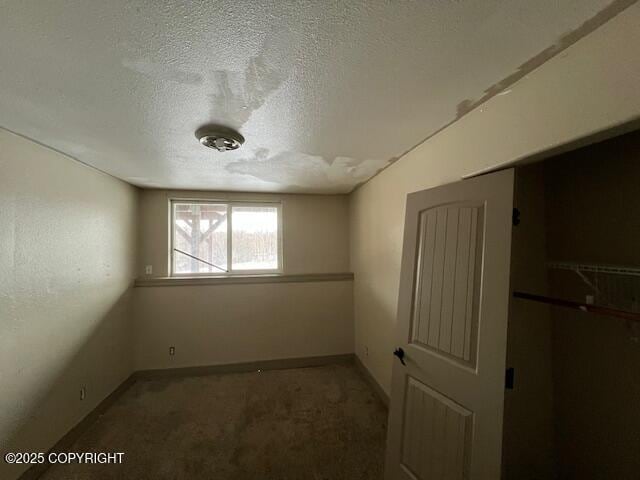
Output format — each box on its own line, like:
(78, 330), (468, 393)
(231, 206), (278, 271)
(173, 203), (227, 274)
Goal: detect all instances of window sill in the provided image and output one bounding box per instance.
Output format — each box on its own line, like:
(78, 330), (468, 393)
(134, 272), (354, 287)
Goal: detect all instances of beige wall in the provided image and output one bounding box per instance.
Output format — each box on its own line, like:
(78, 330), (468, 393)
(137, 189), (350, 277)
(0, 130), (138, 480)
(135, 281), (353, 370)
(545, 130), (640, 479)
(349, 3), (640, 395)
(134, 189), (353, 370)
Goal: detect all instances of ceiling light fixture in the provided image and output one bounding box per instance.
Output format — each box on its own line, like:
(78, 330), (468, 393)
(195, 125), (244, 152)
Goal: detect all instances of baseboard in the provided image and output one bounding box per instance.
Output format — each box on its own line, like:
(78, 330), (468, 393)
(135, 353), (355, 380)
(19, 353), (357, 479)
(354, 355), (390, 408)
(19, 373), (137, 480)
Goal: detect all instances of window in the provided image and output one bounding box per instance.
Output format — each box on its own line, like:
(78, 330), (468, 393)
(171, 200), (282, 276)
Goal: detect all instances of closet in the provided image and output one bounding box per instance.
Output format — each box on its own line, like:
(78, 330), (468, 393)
(503, 129), (640, 479)
(383, 128), (639, 480)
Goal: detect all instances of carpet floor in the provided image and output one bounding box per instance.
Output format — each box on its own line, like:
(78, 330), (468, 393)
(40, 363), (388, 480)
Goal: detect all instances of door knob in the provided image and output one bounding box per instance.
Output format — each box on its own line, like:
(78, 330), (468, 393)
(393, 347), (406, 366)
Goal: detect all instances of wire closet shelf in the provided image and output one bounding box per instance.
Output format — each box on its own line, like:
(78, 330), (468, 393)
(513, 261), (640, 323)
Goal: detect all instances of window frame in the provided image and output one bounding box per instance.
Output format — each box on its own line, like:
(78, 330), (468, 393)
(169, 198), (283, 277)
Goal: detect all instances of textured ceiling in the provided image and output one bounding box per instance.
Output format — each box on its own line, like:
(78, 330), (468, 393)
(0, 0), (623, 193)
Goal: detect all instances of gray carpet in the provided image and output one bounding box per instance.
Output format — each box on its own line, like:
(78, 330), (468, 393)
(40, 363), (388, 480)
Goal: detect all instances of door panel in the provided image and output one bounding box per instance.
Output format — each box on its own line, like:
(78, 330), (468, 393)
(401, 377), (473, 480)
(410, 203), (484, 367)
(386, 169), (514, 480)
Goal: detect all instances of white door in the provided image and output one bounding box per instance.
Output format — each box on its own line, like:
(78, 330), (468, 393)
(385, 169), (515, 480)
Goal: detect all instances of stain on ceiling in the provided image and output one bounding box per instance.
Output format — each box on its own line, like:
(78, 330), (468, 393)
(0, 0), (630, 193)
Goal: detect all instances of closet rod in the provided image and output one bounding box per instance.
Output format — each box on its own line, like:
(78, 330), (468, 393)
(513, 291), (640, 323)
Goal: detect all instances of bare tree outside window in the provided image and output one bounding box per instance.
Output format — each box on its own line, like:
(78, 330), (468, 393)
(232, 206), (278, 271)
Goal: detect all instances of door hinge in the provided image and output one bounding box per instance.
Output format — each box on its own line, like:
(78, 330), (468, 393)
(512, 208), (521, 226)
(505, 367), (515, 389)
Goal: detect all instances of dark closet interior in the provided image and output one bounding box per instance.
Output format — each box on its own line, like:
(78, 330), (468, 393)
(503, 129), (640, 479)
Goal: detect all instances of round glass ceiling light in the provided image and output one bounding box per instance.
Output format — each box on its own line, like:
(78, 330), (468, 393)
(195, 125), (244, 152)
